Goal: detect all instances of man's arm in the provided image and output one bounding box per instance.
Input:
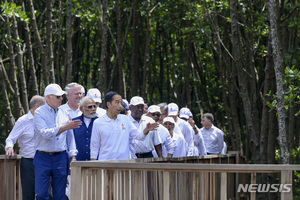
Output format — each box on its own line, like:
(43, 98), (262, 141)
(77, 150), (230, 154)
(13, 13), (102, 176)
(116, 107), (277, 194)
(154, 144), (162, 157)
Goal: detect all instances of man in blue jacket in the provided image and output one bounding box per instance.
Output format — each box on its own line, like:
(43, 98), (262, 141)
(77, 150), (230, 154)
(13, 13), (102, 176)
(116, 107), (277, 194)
(72, 96), (98, 160)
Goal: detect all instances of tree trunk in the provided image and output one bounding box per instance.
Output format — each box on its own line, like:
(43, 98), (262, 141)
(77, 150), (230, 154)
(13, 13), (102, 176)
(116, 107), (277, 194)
(267, 0), (289, 164)
(130, 0), (139, 96)
(10, 0), (29, 112)
(98, 0), (108, 95)
(5, 16), (23, 119)
(28, 0), (48, 86)
(65, 0), (73, 84)
(21, 0), (39, 95)
(230, 0), (259, 162)
(46, 0), (55, 83)
(0, 57), (15, 130)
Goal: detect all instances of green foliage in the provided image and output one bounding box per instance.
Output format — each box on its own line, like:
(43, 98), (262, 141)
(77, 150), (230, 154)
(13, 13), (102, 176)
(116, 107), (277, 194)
(266, 67), (300, 113)
(0, 1), (29, 23)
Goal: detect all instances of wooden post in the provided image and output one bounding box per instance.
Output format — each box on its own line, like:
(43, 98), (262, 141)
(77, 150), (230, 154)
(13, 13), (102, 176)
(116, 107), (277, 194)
(281, 170), (292, 200)
(220, 172), (227, 200)
(163, 171), (169, 200)
(250, 172), (256, 200)
(70, 165), (82, 200)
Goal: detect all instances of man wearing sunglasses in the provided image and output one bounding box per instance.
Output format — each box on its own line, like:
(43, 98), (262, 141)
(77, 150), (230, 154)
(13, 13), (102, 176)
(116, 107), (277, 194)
(33, 83), (82, 200)
(72, 96), (98, 161)
(129, 96), (162, 158)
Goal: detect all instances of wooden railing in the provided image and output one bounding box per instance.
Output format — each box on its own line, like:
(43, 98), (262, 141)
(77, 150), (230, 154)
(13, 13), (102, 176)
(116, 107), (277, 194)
(70, 153), (300, 200)
(1, 152), (299, 200)
(0, 155), (22, 200)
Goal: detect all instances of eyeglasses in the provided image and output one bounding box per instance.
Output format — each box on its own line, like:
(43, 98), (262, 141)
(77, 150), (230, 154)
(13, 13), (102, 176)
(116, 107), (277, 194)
(151, 113), (161, 117)
(86, 105), (97, 109)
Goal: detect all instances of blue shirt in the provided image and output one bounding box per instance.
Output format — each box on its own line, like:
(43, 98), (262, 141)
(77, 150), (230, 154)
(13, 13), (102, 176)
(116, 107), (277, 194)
(34, 102), (77, 157)
(72, 115), (98, 161)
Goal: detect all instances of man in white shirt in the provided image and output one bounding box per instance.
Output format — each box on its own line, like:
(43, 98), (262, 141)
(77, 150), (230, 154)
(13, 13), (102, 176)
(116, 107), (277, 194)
(168, 103), (194, 156)
(200, 113), (224, 155)
(129, 96), (162, 158)
(60, 82), (83, 118)
(146, 105), (175, 158)
(163, 117), (186, 158)
(179, 107), (207, 156)
(90, 91), (158, 160)
(86, 88), (106, 117)
(34, 83), (82, 200)
(5, 95), (45, 200)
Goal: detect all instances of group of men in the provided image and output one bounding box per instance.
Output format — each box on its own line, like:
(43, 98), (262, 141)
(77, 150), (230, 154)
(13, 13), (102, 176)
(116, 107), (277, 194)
(5, 82), (225, 200)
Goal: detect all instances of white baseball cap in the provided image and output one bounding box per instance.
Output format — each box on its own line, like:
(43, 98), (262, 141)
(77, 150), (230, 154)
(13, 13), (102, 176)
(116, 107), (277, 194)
(86, 88), (102, 103)
(179, 107), (190, 120)
(147, 105), (161, 114)
(163, 117), (175, 124)
(44, 83), (66, 96)
(129, 96), (144, 106)
(168, 103), (179, 116)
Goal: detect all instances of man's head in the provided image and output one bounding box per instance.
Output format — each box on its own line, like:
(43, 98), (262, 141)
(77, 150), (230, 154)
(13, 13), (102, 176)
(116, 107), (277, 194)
(29, 95), (46, 114)
(168, 103), (179, 122)
(143, 103), (149, 114)
(158, 103), (168, 124)
(79, 96), (97, 119)
(105, 91), (122, 117)
(201, 113), (214, 130)
(129, 96), (144, 121)
(86, 88), (102, 107)
(163, 117), (175, 133)
(179, 107), (190, 121)
(44, 83), (66, 109)
(146, 105), (161, 122)
(65, 82), (83, 107)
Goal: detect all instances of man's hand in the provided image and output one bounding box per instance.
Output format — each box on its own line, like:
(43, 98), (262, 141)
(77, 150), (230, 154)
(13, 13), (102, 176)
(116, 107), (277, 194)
(57, 119), (82, 136)
(6, 147), (15, 156)
(143, 122), (159, 135)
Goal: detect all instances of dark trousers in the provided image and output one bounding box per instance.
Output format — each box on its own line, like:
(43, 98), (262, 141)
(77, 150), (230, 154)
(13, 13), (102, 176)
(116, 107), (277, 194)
(21, 157), (35, 200)
(33, 151), (68, 200)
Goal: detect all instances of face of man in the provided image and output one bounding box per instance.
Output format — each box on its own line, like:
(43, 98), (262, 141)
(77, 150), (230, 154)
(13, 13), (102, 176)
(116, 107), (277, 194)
(159, 108), (167, 124)
(47, 95), (63, 109)
(107, 94), (123, 116)
(148, 112), (161, 122)
(130, 104), (144, 121)
(163, 122), (174, 133)
(67, 87), (83, 106)
(201, 117), (212, 130)
(143, 104), (148, 114)
(80, 99), (97, 119)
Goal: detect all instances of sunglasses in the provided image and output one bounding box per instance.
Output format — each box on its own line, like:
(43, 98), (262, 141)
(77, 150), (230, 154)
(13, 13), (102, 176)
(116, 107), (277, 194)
(52, 95), (62, 99)
(151, 113), (161, 117)
(86, 105), (97, 109)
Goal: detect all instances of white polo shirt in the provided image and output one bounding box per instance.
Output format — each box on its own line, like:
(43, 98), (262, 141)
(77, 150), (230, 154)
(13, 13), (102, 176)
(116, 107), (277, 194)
(90, 114), (146, 160)
(172, 132), (186, 158)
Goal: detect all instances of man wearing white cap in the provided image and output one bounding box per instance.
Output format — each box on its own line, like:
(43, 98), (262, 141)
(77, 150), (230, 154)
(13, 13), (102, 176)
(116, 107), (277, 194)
(60, 82), (83, 118)
(90, 91), (158, 160)
(163, 117), (186, 157)
(86, 88), (106, 117)
(33, 83), (82, 200)
(168, 103), (194, 156)
(179, 107), (207, 156)
(146, 105), (175, 158)
(129, 96), (162, 158)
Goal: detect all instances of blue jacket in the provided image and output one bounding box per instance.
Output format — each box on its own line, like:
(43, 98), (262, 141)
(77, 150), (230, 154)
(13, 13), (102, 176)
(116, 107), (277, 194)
(73, 115), (98, 161)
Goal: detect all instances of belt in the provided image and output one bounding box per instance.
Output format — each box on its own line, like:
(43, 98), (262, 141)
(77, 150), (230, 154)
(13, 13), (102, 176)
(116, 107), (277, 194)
(135, 151), (153, 158)
(37, 150), (66, 156)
